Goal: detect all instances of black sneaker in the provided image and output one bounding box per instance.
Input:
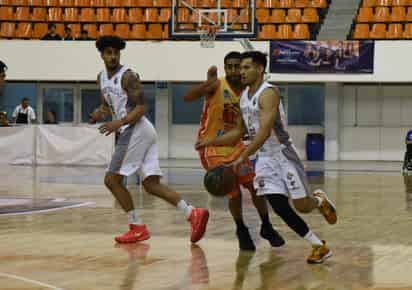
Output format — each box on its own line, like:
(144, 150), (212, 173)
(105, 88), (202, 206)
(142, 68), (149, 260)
(236, 227), (256, 251)
(260, 225), (285, 247)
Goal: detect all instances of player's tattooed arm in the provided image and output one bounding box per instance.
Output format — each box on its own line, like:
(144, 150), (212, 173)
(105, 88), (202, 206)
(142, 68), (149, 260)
(184, 66), (220, 102)
(120, 70), (145, 126)
(89, 73), (110, 123)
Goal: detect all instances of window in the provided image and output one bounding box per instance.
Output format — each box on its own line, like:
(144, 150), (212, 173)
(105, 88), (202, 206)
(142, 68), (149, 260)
(42, 87), (74, 123)
(171, 83), (203, 124)
(0, 82), (37, 121)
(287, 84), (324, 126)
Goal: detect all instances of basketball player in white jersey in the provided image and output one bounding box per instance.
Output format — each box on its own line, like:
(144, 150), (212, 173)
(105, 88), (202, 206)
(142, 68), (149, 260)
(197, 51), (337, 263)
(90, 36), (209, 244)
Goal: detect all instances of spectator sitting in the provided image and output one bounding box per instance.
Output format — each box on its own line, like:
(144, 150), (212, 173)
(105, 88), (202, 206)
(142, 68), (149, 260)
(41, 24), (62, 40)
(0, 111), (9, 127)
(12, 98), (36, 124)
(0, 60), (7, 97)
(63, 27), (75, 41)
(44, 111), (58, 124)
(77, 29), (92, 41)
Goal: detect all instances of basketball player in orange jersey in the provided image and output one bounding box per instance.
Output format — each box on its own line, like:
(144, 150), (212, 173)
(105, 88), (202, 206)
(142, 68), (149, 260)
(198, 51), (337, 263)
(90, 36), (209, 244)
(184, 51), (284, 251)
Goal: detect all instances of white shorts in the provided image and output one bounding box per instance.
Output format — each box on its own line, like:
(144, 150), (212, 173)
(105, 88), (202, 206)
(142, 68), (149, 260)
(254, 146), (309, 199)
(107, 117), (162, 180)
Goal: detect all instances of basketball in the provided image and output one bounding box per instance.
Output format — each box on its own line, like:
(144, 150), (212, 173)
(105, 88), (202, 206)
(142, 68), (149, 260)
(203, 165), (236, 197)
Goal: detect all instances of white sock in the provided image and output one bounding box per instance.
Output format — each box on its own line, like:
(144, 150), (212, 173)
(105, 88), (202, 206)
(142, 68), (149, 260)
(303, 230), (323, 246)
(127, 209), (143, 225)
(177, 200), (194, 219)
(314, 196), (322, 207)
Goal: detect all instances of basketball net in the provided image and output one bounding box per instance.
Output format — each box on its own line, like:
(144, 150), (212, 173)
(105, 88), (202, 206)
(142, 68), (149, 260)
(200, 25), (217, 48)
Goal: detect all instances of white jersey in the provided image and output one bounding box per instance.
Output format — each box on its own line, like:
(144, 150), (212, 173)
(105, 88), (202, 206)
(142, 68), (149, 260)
(240, 81), (291, 157)
(100, 65), (136, 132)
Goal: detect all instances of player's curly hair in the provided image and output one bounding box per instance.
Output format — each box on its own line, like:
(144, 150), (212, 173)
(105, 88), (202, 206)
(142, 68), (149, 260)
(95, 35), (126, 52)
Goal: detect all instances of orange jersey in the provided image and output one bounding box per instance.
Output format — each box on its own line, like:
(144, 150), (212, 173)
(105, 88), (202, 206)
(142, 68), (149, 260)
(198, 77), (242, 141)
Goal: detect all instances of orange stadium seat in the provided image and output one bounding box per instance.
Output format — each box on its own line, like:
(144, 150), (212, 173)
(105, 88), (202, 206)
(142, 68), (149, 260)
(108, 0), (122, 7)
(293, 23), (310, 39)
(406, 0), (412, 5)
(391, 6), (406, 22)
(295, 0), (309, 7)
(302, 7), (319, 23)
(353, 23), (369, 39)
(12, 0), (30, 6)
(112, 8), (127, 22)
(369, 23), (386, 38)
(277, 23), (293, 39)
(74, 0), (90, 7)
(238, 9), (249, 23)
(259, 24), (277, 39)
(286, 8), (302, 23)
(130, 24), (146, 39)
(386, 23), (402, 38)
(31, 0), (47, 6)
(178, 8), (191, 23)
(403, 23), (412, 38)
(0, 7), (14, 21)
(63, 8), (79, 22)
(271, 9), (286, 23)
(99, 23), (114, 36)
(256, 0), (265, 8)
(96, 8), (111, 22)
(376, 0), (391, 5)
(310, 0), (327, 8)
(48, 0), (61, 6)
(137, 0), (154, 7)
(153, 0), (171, 7)
(264, 0), (280, 7)
(128, 8), (144, 23)
(79, 8), (95, 22)
(362, 0), (376, 7)
(219, 0), (233, 8)
(233, 0), (248, 8)
(15, 7), (31, 21)
(406, 7), (412, 21)
(199, 0), (216, 8)
(159, 8), (171, 22)
(0, 22), (15, 38)
(280, 0), (295, 8)
(115, 23), (130, 38)
(16, 22), (33, 38)
(33, 23), (48, 38)
(90, 0), (105, 7)
(48, 8), (63, 22)
(392, 0), (407, 5)
(83, 23), (97, 38)
(256, 9), (270, 23)
(357, 7), (374, 22)
(374, 6), (390, 22)
(144, 8), (159, 22)
(227, 9), (238, 22)
(66, 23), (81, 37)
(32, 8), (47, 21)
(162, 24), (168, 39)
(61, 0), (74, 7)
(146, 23), (163, 39)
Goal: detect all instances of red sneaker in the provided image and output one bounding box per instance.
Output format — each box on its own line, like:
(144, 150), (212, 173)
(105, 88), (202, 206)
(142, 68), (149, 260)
(115, 224), (150, 243)
(188, 208), (209, 243)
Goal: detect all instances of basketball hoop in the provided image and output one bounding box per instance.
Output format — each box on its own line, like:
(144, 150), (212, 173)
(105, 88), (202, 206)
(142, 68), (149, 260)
(200, 25), (217, 48)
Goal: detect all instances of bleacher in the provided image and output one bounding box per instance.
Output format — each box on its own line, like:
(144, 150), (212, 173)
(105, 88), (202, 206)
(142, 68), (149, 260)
(352, 0), (412, 39)
(0, 0), (329, 40)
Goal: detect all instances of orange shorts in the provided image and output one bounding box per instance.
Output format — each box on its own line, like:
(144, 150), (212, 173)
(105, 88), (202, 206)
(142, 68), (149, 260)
(198, 142), (255, 198)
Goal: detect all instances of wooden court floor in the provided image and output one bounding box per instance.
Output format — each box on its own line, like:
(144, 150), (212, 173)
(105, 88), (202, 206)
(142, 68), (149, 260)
(0, 161), (412, 290)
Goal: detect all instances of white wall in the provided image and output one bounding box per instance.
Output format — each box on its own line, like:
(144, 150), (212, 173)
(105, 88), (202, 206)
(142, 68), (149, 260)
(340, 84), (412, 161)
(1, 40), (412, 82)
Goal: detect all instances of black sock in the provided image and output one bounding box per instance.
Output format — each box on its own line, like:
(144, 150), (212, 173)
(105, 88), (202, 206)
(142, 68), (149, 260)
(260, 214), (272, 228)
(235, 219), (247, 231)
(266, 194), (310, 238)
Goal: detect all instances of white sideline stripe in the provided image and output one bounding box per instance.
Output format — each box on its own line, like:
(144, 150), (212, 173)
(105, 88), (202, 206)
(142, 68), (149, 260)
(0, 272), (64, 290)
(0, 202), (95, 216)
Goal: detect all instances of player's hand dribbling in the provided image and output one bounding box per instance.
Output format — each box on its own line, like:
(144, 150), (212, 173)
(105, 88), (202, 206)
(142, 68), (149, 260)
(99, 120), (123, 136)
(231, 153), (247, 172)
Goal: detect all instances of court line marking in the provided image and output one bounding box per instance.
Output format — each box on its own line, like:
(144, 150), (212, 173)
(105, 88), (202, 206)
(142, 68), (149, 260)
(0, 272), (64, 290)
(0, 201), (95, 217)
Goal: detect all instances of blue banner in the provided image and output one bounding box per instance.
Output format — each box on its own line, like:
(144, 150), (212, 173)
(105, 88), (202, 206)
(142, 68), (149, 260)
(270, 41), (374, 74)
